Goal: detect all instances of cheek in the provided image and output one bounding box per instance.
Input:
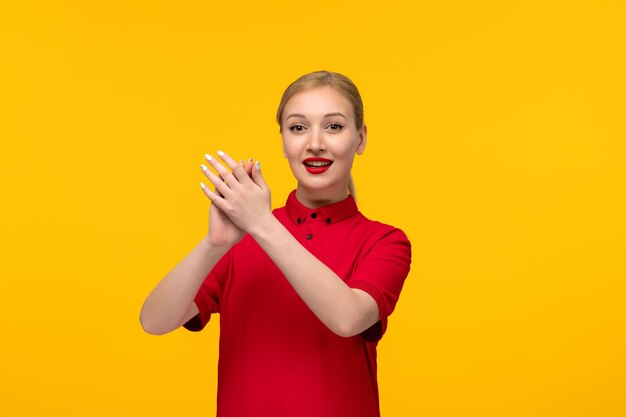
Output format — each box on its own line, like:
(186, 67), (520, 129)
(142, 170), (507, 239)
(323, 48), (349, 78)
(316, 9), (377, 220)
(331, 135), (360, 158)
(283, 146), (299, 160)
(282, 144), (302, 168)
(282, 137), (294, 158)
(283, 137), (309, 160)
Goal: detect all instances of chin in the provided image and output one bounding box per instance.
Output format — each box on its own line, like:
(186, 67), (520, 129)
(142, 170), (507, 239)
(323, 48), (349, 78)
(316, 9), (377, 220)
(298, 178), (345, 195)
(290, 164), (348, 193)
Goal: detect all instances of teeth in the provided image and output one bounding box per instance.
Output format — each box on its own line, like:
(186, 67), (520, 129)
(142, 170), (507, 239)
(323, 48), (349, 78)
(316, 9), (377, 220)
(305, 161), (332, 167)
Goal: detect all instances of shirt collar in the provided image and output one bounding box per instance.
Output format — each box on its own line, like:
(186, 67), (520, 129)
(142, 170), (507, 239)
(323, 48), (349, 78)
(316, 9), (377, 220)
(285, 190), (359, 226)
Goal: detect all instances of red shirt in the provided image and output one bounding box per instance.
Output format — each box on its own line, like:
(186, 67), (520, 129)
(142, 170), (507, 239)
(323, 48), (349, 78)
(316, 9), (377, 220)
(184, 190), (412, 417)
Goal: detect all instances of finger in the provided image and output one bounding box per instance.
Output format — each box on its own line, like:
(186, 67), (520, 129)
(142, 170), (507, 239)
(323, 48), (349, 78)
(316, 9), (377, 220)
(217, 149), (255, 184)
(201, 163), (232, 197)
(200, 182), (227, 211)
(239, 159), (251, 178)
(244, 157), (253, 176)
(205, 153), (230, 178)
(205, 153), (240, 189)
(232, 163), (254, 185)
(216, 150), (239, 171)
(238, 158), (251, 174)
(251, 160), (268, 190)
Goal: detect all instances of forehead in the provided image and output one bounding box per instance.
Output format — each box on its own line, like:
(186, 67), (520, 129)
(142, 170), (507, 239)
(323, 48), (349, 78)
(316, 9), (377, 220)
(284, 86), (353, 118)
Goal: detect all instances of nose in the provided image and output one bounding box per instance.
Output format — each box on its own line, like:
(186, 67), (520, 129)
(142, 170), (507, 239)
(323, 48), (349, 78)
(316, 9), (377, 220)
(306, 127), (326, 153)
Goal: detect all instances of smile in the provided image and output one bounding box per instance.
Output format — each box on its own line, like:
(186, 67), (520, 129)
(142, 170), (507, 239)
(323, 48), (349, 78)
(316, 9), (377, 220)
(303, 158), (333, 174)
(304, 161), (332, 167)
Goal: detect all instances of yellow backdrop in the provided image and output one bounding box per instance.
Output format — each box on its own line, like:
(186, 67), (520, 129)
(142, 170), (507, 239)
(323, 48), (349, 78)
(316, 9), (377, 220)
(1, 1), (624, 416)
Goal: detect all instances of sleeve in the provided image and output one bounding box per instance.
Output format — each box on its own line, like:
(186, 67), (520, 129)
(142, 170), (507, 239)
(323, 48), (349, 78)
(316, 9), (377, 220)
(182, 249), (232, 332)
(348, 227), (412, 343)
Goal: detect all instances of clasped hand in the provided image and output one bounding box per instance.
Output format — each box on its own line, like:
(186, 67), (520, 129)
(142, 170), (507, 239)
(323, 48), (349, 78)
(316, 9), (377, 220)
(201, 150), (272, 243)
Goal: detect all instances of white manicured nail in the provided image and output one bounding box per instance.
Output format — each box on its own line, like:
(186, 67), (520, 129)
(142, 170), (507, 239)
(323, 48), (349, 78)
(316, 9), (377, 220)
(217, 150), (224, 157)
(200, 182), (206, 189)
(201, 164), (208, 171)
(256, 161), (260, 170)
(205, 154), (213, 161)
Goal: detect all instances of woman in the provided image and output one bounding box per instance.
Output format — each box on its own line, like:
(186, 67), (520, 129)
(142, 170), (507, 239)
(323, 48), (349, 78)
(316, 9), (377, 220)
(140, 71), (412, 417)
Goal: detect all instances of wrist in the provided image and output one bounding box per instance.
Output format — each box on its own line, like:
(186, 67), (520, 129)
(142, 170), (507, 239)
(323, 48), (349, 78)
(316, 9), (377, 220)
(247, 214), (280, 242)
(200, 235), (233, 255)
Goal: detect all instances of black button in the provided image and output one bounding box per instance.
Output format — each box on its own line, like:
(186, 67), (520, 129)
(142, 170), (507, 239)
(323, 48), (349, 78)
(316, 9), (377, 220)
(296, 218), (302, 224)
(305, 233), (313, 240)
(326, 218), (331, 224)
(311, 213), (317, 219)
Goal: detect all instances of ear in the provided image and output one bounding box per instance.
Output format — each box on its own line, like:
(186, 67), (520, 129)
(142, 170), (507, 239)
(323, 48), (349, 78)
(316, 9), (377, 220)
(355, 124), (367, 155)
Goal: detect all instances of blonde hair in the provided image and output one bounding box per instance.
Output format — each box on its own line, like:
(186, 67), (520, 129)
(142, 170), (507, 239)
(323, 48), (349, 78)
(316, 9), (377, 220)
(276, 71), (364, 201)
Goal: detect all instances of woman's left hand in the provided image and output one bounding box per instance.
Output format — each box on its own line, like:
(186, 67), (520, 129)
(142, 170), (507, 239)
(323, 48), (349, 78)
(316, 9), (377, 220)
(202, 150), (273, 236)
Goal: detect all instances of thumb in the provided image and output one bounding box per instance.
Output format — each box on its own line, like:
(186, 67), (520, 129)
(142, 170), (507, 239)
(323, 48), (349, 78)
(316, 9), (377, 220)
(251, 160), (268, 190)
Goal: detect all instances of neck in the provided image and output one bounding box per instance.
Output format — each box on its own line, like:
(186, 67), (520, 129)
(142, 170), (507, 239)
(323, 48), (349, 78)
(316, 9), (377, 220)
(295, 184), (350, 209)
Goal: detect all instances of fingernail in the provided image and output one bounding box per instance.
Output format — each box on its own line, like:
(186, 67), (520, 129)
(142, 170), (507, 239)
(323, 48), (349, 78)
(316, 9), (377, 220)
(240, 159), (244, 164)
(249, 157), (253, 162)
(200, 182), (206, 189)
(205, 154), (213, 161)
(255, 161), (260, 170)
(201, 164), (208, 171)
(217, 150), (224, 157)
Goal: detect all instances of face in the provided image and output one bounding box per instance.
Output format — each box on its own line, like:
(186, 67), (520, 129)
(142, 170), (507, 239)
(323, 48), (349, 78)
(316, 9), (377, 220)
(280, 86), (367, 206)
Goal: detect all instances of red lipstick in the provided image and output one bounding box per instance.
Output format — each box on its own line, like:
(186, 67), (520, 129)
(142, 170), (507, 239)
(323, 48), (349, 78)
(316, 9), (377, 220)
(303, 157), (333, 174)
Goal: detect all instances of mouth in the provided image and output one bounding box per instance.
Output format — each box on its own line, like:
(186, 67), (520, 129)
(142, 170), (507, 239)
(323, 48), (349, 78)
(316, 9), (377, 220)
(303, 158), (333, 174)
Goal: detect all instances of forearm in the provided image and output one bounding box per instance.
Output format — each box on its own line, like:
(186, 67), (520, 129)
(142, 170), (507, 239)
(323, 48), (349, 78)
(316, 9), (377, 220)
(199, 152), (377, 336)
(139, 236), (229, 335)
(250, 218), (365, 337)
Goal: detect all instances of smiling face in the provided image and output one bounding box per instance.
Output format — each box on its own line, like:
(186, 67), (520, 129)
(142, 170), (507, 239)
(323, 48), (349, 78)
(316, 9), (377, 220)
(280, 86), (367, 207)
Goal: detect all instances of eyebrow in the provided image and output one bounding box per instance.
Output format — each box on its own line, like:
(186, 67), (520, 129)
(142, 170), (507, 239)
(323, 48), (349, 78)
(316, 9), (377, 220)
(285, 112), (347, 120)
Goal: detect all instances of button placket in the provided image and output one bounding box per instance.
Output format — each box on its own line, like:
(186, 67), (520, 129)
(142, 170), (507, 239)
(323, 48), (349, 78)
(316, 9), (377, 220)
(303, 211), (323, 242)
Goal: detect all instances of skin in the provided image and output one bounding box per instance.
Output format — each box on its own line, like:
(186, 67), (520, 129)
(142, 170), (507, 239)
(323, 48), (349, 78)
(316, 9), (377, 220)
(140, 86), (379, 338)
(281, 85), (367, 208)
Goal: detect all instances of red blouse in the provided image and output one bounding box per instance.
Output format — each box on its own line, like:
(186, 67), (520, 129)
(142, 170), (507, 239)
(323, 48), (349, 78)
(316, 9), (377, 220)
(184, 190), (412, 417)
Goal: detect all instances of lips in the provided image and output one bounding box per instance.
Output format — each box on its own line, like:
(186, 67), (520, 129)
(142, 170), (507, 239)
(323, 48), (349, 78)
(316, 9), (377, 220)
(303, 157), (333, 174)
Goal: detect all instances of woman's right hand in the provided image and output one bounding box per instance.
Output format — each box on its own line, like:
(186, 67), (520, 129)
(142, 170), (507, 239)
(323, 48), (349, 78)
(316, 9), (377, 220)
(202, 157), (254, 248)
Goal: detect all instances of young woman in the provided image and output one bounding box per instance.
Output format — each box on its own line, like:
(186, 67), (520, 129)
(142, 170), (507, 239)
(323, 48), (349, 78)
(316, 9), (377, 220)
(140, 71), (412, 417)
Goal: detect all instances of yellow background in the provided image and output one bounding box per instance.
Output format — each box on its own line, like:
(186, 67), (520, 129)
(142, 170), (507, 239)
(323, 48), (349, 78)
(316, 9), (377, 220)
(1, 1), (625, 416)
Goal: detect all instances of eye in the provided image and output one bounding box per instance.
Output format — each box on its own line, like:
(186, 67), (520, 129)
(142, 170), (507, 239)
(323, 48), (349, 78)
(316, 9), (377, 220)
(327, 123), (344, 131)
(288, 124), (306, 133)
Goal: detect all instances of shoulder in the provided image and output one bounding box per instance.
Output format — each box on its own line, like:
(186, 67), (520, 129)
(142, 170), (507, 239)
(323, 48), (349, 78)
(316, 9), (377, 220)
(341, 212), (412, 270)
(354, 212), (411, 247)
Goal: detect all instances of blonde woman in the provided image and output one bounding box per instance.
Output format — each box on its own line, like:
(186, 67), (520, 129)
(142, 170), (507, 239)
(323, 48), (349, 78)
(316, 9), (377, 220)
(140, 71), (412, 417)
